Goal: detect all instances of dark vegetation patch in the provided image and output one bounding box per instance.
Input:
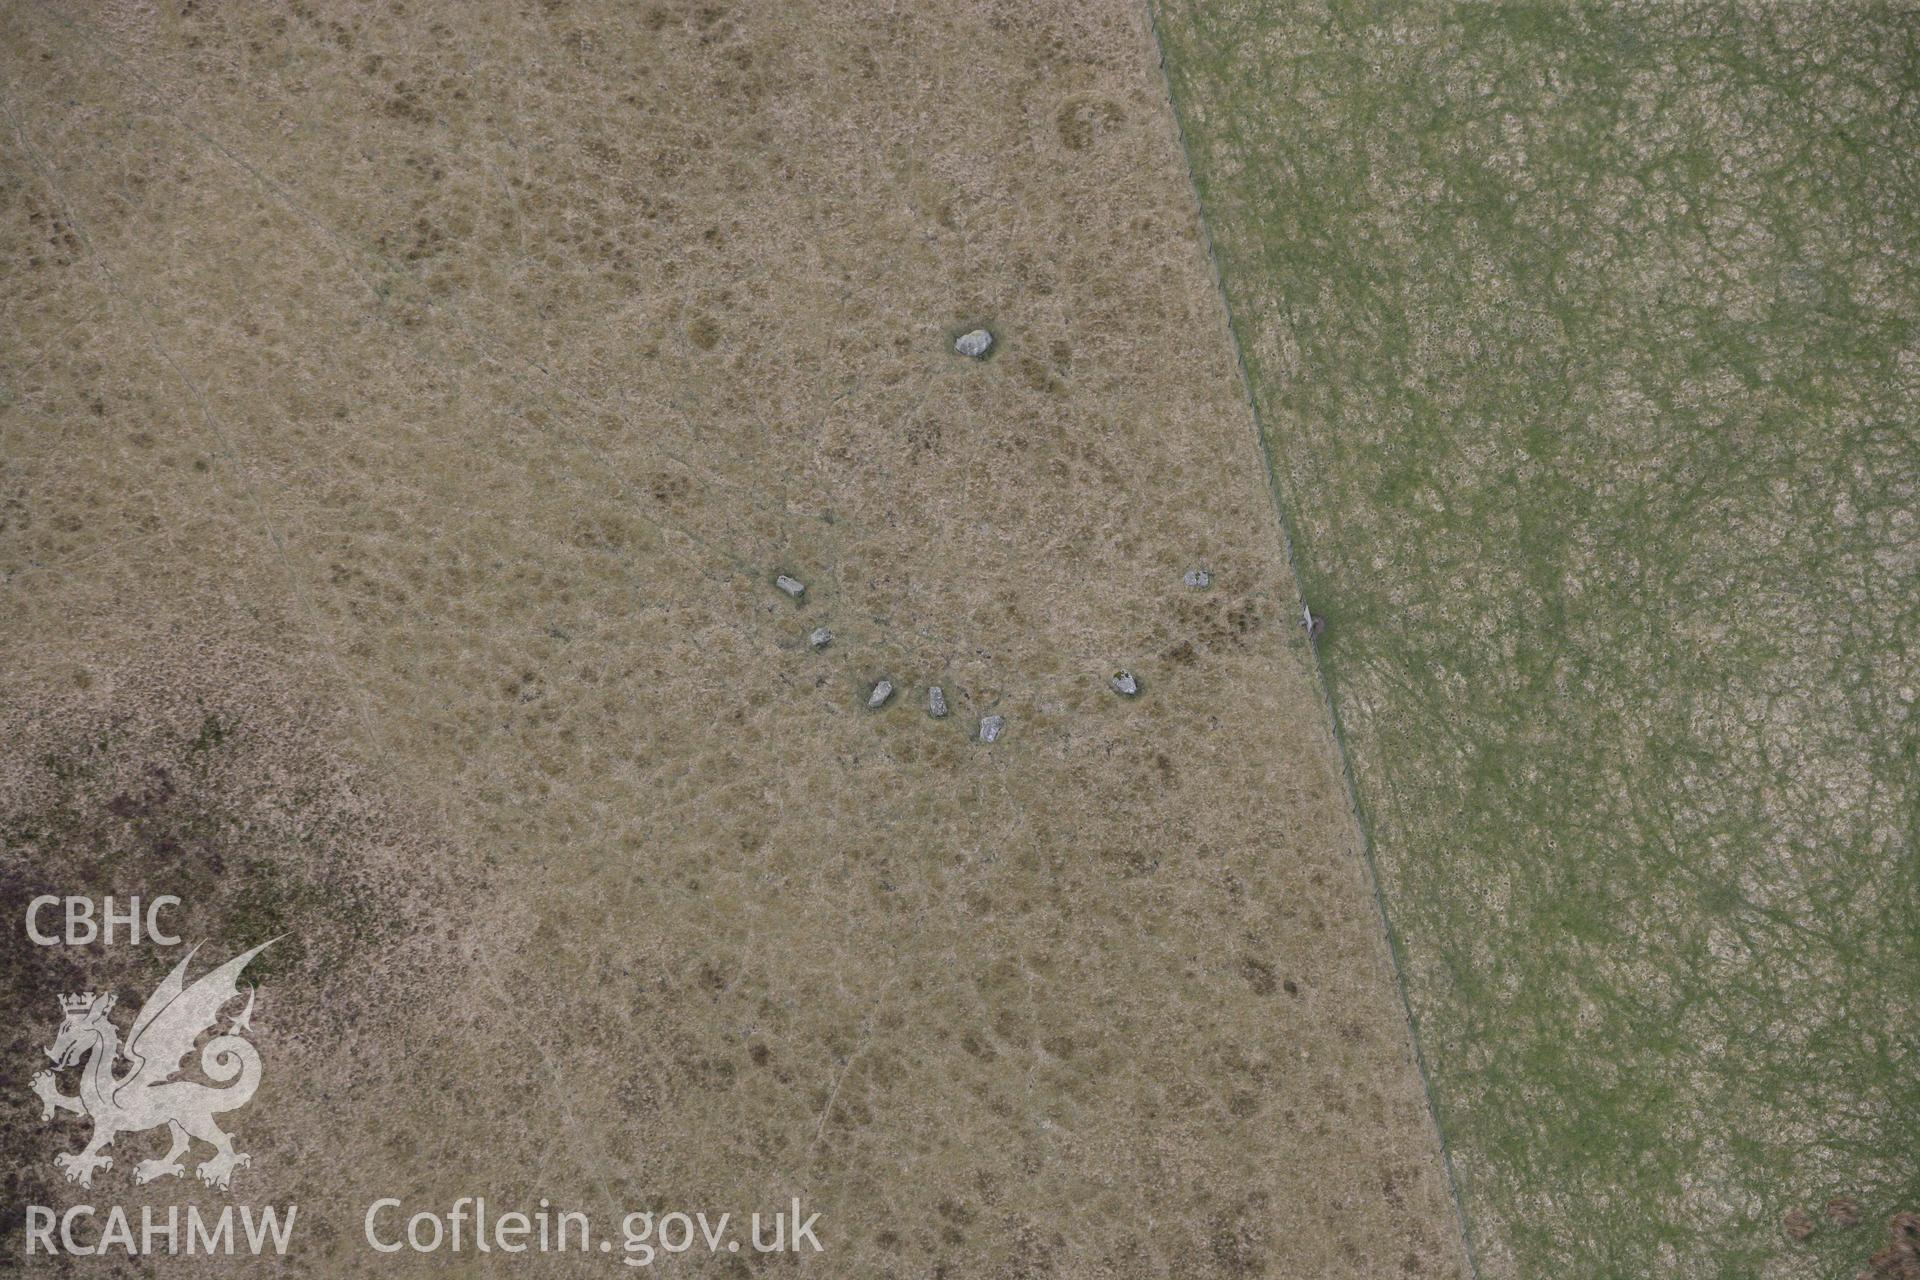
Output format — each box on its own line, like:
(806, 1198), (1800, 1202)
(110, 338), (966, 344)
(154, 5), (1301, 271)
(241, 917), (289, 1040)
(1056, 94), (1124, 151)
(0, 644), (476, 1246)
(1865, 1211), (1920, 1279)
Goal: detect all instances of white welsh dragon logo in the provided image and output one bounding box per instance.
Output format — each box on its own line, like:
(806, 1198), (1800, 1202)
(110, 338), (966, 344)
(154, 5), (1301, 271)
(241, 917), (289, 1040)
(30, 940), (275, 1191)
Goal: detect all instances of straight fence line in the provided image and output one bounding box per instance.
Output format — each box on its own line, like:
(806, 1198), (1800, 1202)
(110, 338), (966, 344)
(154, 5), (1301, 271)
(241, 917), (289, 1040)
(1139, 6), (1484, 1276)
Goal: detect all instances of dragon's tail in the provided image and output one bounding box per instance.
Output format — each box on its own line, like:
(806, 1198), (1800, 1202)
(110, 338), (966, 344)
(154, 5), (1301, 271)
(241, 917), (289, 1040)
(199, 1036), (263, 1113)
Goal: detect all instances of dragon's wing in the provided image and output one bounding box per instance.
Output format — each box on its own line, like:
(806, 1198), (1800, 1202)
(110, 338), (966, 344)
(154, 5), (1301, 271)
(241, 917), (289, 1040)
(122, 939), (277, 1090)
(125, 943), (201, 1050)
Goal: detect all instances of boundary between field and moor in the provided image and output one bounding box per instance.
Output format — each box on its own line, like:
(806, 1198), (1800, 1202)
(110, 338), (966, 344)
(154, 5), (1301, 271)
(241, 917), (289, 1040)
(1140, 5), (1483, 1277)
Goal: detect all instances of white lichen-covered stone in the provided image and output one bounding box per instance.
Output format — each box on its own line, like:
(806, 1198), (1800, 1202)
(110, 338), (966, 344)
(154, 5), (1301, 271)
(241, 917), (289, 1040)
(1110, 670), (1139, 697)
(867, 680), (894, 709)
(927, 686), (948, 718)
(809, 627), (832, 650)
(979, 714), (1005, 743)
(954, 329), (993, 358)
(775, 574), (806, 599)
(1184, 568), (1211, 589)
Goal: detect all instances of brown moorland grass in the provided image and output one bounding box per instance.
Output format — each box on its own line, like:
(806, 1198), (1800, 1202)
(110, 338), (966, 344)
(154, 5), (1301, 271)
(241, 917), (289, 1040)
(2, 2), (1467, 1275)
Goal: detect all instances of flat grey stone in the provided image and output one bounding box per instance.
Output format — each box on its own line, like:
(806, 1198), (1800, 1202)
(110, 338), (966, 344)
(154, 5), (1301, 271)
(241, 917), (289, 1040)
(867, 680), (894, 709)
(979, 714), (1005, 743)
(775, 574), (806, 599)
(955, 329), (993, 358)
(1110, 670), (1139, 697)
(927, 686), (948, 718)
(809, 626), (833, 650)
(1184, 568), (1211, 590)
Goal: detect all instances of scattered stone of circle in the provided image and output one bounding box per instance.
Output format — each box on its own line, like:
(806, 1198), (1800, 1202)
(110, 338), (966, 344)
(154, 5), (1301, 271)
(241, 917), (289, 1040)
(927, 686), (949, 718)
(979, 714), (1005, 743)
(1110, 670), (1140, 697)
(954, 329), (993, 359)
(776, 574), (806, 599)
(867, 680), (894, 709)
(809, 626), (832, 650)
(1302, 607), (1325, 642)
(1184, 568), (1211, 589)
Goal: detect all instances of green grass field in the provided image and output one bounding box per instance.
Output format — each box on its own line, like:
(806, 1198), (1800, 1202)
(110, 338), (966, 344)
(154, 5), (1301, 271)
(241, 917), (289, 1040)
(1154, 3), (1920, 1275)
